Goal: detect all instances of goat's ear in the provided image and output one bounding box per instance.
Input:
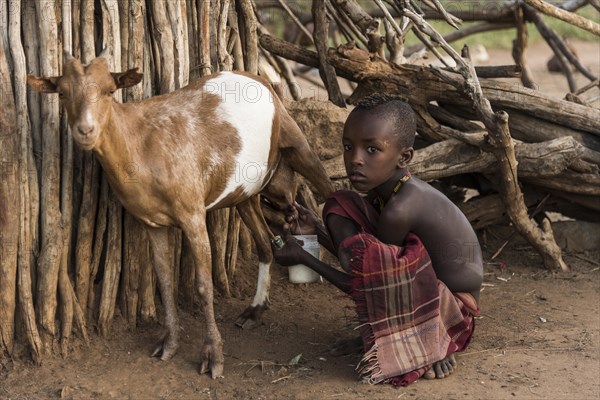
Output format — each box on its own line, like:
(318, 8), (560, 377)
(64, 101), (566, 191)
(27, 75), (60, 93)
(112, 68), (143, 89)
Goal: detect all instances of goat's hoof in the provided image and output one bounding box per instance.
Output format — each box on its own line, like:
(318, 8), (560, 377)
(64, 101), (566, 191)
(234, 305), (268, 329)
(199, 342), (224, 379)
(151, 332), (179, 360)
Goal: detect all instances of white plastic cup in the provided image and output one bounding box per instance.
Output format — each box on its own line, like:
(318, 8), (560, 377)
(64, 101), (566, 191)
(288, 235), (321, 284)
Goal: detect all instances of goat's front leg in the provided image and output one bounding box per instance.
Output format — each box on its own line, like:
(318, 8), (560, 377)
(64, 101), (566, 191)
(183, 214), (224, 378)
(235, 196), (274, 329)
(147, 226), (179, 360)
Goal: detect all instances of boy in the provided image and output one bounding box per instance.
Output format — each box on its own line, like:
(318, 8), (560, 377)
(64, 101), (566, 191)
(272, 94), (483, 386)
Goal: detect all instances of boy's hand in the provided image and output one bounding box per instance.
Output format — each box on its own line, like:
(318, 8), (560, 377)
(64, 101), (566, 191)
(284, 202), (322, 235)
(271, 230), (309, 267)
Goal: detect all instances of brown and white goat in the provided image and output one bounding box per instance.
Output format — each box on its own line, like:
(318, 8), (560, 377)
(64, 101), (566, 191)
(28, 52), (333, 378)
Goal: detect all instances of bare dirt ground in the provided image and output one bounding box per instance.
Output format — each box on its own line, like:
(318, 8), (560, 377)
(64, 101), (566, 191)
(2, 41), (599, 400)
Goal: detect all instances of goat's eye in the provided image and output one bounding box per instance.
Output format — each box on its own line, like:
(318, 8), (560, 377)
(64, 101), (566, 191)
(109, 89), (115, 95)
(58, 92), (64, 98)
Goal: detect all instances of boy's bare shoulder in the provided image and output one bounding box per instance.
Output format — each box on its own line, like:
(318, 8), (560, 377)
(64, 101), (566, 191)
(383, 178), (460, 227)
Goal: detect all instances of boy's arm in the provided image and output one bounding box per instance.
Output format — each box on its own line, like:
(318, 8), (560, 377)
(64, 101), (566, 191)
(272, 236), (353, 293)
(298, 253), (353, 294)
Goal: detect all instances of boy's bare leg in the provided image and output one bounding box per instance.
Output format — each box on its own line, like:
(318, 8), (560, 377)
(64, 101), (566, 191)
(423, 354), (457, 379)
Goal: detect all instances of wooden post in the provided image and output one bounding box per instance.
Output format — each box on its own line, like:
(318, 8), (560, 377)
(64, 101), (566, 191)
(0, 37), (19, 358)
(35, 0), (63, 354)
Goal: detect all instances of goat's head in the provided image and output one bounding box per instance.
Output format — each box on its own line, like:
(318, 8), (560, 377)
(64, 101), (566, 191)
(27, 50), (143, 150)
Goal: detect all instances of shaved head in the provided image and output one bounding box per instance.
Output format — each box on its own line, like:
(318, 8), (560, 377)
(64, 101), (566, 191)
(353, 94), (416, 149)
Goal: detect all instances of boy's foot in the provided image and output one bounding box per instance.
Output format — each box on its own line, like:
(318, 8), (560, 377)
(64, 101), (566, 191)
(423, 354), (457, 379)
(330, 336), (363, 356)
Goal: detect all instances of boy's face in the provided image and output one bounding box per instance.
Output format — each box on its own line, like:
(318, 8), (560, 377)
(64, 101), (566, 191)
(342, 109), (412, 192)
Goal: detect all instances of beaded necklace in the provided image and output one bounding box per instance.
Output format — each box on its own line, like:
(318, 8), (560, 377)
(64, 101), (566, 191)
(374, 172), (411, 212)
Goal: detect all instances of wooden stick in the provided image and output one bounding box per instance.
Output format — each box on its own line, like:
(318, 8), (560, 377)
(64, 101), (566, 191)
(525, 6), (577, 91)
(208, 210), (231, 297)
(512, 5), (537, 89)
(421, 0), (462, 29)
(330, 0), (376, 48)
(150, 0), (175, 92)
(383, 17), (405, 65)
(167, 0), (189, 88)
(217, 0), (233, 71)
(0, 35), (19, 357)
(238, 0), (259, 74)
(405, 21), (514, 57)
(81, 0), (95, 63)
(225, 208), (241, 282)
(1, 12), (43, 361)
(98, 193), (123, 337)
(527, 5), (597, 82)
(524, 0), (600, 36)
(325, 2), (356, 44)
(411, 26), (452, 68)
(574, 79), (600, 96)
(88, 177), (109, 319)
(276, 0), (314, 45)
(312, 0), (345, 107)
(35, 0), (63, 354)
(57, 0), (75, 355)
(228, 2), (245, 71)
(374, 0), (405, 63)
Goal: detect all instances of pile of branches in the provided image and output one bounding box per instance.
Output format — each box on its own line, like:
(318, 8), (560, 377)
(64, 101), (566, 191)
(257, 0), (599, 272)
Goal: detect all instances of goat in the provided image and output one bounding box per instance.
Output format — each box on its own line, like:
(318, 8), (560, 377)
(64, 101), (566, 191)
(27, 50), (333, 378)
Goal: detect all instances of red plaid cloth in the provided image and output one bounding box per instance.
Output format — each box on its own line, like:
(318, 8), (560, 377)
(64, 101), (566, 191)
(324, 191), (479, 387)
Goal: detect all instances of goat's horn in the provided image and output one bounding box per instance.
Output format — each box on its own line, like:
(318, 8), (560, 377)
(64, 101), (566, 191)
(98, 47), (111, 59)
(63, 50), (75, 62)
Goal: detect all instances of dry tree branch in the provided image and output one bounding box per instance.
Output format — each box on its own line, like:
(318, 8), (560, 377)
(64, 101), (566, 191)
(383, 16), (406, 64)
(374, 0), (404, 38)
(523, 0), (600, 36)
(276, 0), (314, 45)
(313, 0), (346, 107)
(405, 22), (514, 56)
(523, 5), (598, 82)
(325, 2), (356, 44)
(573, 79), (600, 96)
(217, 0), (233, 71)
(327, 0), (369, 47)
(512, 5), (537, 89)
(331, 0), (383, 52)
(385, 0), (411, 36)
(419, 0), (462, 29)
(411, 26), (453, 67)
(524, 6), (580, 92)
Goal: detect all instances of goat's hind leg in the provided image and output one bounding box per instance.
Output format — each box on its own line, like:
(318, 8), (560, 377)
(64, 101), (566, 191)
(235, 197), (274, 329)
(147, 226), (179, 361)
